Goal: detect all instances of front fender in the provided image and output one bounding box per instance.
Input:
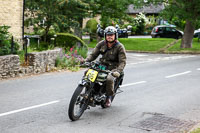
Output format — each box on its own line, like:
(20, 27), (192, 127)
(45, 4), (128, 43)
(79, 79), (87, 86)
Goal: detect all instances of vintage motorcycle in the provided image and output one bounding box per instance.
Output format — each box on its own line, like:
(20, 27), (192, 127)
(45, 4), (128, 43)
(68, 61), (124, 121)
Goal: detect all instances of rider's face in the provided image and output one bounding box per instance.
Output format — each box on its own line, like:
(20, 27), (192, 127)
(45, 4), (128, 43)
(106, 34), (115, 42)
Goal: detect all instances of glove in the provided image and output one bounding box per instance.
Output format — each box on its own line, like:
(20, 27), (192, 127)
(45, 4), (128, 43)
(80, 58), (86, 65)
(112, 71), (120, 78)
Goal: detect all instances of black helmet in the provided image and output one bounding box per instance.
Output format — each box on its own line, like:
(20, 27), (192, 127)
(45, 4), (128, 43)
(104, 26), (118, 40)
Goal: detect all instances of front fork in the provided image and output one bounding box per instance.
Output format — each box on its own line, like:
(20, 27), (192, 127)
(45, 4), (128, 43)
(79, 79), (96, 107)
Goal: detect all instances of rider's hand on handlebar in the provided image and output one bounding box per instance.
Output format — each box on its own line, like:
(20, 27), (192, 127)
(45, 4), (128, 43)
(80, 59), (91, 67)
(80, 58), (86, 65)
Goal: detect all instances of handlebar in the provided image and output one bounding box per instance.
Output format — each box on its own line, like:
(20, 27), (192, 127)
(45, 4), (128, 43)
(81, 61), (111, 73)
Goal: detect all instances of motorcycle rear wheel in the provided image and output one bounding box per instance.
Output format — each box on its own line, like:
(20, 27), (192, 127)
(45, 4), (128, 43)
(68, 85), (88, 121)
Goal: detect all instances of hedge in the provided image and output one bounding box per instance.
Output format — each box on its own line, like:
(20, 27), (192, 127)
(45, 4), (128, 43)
(86, 19), (98, 34)
(56, 33), (88, 49)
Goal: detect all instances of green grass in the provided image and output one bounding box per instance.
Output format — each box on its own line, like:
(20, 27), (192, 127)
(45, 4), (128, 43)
(168, 38), (200, 53)
(119, 38), (175, 52)
(191, 128), (200, 133)
(85, 38), (200, 53)
(85, 38), (175, 52)
(85, 39), (97, 48)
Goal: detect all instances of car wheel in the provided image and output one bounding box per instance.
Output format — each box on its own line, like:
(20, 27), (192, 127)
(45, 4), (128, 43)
(178, 35), (182, 39)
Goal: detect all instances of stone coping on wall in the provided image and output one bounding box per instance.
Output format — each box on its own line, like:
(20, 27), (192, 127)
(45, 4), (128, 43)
(0, 48), (62, 80)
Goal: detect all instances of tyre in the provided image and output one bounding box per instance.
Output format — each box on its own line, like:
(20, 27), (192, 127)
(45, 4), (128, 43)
(68, 85), (88, 121)
(156, 35), (160, 38)
(177, 35), (182, 39)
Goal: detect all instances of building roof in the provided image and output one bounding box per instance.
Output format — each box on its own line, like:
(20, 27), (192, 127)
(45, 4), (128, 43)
(127, 4), (165, 14)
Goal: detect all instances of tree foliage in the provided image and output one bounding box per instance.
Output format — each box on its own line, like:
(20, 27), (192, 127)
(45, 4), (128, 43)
(25, 0), (63, 42)
(25, 0), (90, 40)
(0, 26), (19, 55)
(26, 0), (200, 48)
(59, 0), (90, 38)
(88, 0), (135, 28)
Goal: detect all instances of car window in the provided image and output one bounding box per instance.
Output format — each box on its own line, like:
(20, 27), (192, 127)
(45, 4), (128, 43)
(158, 27), (163, 32)
(166, 27), (172, 32)
(172, 28), (176, 32)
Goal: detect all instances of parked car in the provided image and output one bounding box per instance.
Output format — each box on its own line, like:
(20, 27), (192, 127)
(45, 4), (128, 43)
(151, 25), (183, 39)
(194, 29), (200, 38)
(97, 24), (130, 38)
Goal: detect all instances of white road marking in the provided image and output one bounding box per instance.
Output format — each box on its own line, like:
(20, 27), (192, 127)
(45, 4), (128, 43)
(131, 54), (148, 57)
(197, 68), (200, 71)
(126, 55), (196, 66)
(0, 81), (146, 117)
(0, 100), (60, 117)
(165, 71), (191, 78)
(121, 81), (147, 88)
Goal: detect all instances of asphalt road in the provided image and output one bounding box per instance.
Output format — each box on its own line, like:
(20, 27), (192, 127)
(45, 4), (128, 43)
(0, 53), (200, 133)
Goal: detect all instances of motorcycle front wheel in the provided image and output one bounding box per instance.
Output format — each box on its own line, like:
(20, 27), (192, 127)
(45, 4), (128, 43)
(68, 85), (88, 121)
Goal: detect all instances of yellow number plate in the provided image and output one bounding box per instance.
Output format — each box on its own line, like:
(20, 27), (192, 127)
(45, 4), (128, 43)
(86, 69), (98, 82)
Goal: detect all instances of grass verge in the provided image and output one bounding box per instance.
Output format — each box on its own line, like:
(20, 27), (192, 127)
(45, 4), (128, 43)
(167, 38), (200, 54)
(86, 38), (175, 52)
(85, 38), (200, 54)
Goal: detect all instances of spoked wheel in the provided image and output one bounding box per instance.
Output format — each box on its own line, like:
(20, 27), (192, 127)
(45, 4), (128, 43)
(68, 85), (88, 121)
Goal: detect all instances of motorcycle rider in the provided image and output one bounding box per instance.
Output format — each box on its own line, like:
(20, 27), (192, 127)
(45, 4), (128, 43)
(85, 26), (127, 107)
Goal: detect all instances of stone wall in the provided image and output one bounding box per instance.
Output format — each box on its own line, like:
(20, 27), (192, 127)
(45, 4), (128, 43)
(26, 49), (61, 73)
(0, 55), (20, 79)
(0, 49), (62, 80)
(0, 0), (23, 44)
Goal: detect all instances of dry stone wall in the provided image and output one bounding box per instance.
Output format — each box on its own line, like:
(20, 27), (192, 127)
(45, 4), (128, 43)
(0, 55), (20, 79)
(0, 49), (62, 80)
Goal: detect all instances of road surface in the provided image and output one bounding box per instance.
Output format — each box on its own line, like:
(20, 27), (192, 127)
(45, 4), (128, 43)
(0, 53), (200, 133)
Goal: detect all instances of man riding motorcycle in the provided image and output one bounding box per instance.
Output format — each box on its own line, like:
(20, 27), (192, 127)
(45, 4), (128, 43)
(85, 26), (127, 107)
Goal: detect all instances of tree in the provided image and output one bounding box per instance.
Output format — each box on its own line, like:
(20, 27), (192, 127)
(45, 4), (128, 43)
(25, 0), (91, 40)
(160, 0), (200, 48)
(25, 0), (66, 42)
(89, 0), (135, 28)
(60, 0), (90, 39)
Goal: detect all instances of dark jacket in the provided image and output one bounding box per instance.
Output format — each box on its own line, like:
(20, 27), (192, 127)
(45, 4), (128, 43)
(86, 40), (126, 73)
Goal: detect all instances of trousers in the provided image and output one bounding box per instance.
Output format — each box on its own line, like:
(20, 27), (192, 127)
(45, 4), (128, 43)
(106, 73), (116, 96)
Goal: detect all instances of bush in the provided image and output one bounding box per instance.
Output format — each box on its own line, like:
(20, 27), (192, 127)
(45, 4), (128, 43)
(86, 19), (98, 34)
(122, 23), (137, 35)
(0, 25), (19, 56)
(55, 46), (86, 71)
(56, 33), (88, 50)
(85, 19), (98, 41)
